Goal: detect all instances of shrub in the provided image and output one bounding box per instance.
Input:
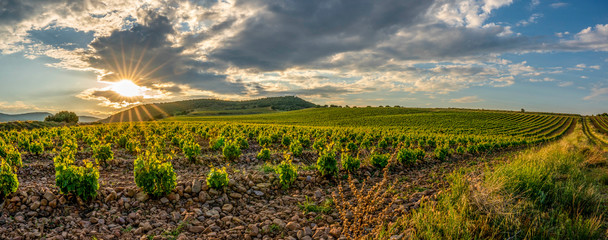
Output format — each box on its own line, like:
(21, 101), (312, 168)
(54, 158), (99, 201)
(341, 152), (360, 173)
(92, 143), (114, 167)
(4, 147), (22, 171)
(277, 157), (298, 189)
(281, 135), (292, 148)
(313, 139), (326, 153)
(257, 148), (271, 161)
(237, 137), (249, 150)
(397, 148), (423, 166)
(377, 138), (389, 149)
(290, 141), (303, 157)
(45, 111), (78, 123)
(210, 136), (225, 151)
(371, 153), (389, 168)
(17, 135), (29, 151)
(29, 141), (44, 155)
(317, 150), (338, 177)
(258, 135), (271, 147)
(222, 141), (241, 161)
(182, 140), (201, 162)
(346, 142), (359, 154)
(434, 145), (451, 161)
(116, 135), (128, 148)
(0, 160), (19, 200)
(134, 151), (176, 197)
(126, 139), (140, 154)
(207, 167), (229, 189)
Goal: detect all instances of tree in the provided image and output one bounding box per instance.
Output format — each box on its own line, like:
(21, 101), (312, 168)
(521, 108), (525, 113)
(45, 111), (79, 123)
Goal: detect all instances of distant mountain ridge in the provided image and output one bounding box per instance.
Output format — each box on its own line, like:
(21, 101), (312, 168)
(0, 112), (51, 122)
(100, 96), (317, 123)
(79, 116), (101, 123)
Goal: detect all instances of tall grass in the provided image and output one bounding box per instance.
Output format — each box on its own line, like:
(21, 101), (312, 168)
(396, 125), (607, 239)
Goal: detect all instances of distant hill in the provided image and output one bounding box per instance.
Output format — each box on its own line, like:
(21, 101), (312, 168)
(79, 116), (101, 123)
(0, 112), (51, 122)
(100, 96), (317, 123)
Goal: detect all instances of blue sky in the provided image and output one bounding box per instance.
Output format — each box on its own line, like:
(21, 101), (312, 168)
(0, 0), (606, 117)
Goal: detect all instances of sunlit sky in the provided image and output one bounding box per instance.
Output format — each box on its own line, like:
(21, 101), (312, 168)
(0, 0), (607, 117)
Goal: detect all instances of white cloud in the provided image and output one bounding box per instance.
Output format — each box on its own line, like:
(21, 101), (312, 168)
(576, 63), (587, 68)
(558, 81), (573, 87)
(584, 87), (608, 100)
(589, 65), (601, 70)
(0, 101), (49, 114)
(560, 24), (608, 51)
(517, 13), (542, 26)
(450, 95), (484, 103)
(550, 2), (568, 8)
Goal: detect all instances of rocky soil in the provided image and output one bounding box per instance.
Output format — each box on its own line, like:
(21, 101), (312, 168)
(0, 146), (489, 240)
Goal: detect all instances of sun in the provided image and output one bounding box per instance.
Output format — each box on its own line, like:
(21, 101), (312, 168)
(110, 80), (145, 97)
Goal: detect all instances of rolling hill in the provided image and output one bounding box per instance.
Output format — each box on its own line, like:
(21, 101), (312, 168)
(100, 96), (317, 123)
(0, 112), (51, 122)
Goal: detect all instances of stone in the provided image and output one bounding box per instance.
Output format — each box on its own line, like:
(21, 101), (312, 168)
(141, 222), (152, 231)
(314, 190), (323, 199)
(229, 193), (242, 199)
(135, 192), (149, 202)
(303, 227), (313, 236)
(128, 212), (138, 220)
(49, 200), (57, 208)
(205, 209), (219, 218)
(313, 228), (325, 239)
(286, 222), (300, 231)
(253, 190), (264, 196)
(189, 226), (205, 233)
(105, 191), (117, 202)
(248, 224), (259, 235)
(198, 191), (208, 202)
(167, 193), (180, 202)
(297, 230), (305, 239)
(390, 234), (404, 240)
(272, 218), (286, 228)
(171, 211), (181, 222)
(116, 217), (126, 225)
(160, 197), (169, 204)
(192, 179), (202, 194)
(15, 215), (25, 223)
(329, 228), (341, 238)
(30, 201), (41, 210)
(222, 204), (234, 212)
(43, 191), (55, 202)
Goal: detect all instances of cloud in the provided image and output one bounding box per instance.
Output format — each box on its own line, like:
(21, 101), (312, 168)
(517, 13), (542, 26)
(550, 2), (568, 8)
(584, 87), (608, 101)
(211, 0), (434, 71)
(0, 101), (47, 113)
(559, 24), (608, 51)
(450, 96), (484, 103)
(558, 81), (573, 87)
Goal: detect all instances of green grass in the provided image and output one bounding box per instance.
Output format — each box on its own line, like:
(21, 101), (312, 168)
(393, 125), (607, 239)
(298, 196), (333, 214)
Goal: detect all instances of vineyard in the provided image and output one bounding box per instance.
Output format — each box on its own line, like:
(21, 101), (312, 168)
(0, 108), (589, 239)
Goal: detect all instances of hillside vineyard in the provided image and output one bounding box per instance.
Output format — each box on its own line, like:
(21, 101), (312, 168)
(0, 109), (579, 238)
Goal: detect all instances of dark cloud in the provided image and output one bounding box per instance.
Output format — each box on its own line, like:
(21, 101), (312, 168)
(378, 24), (532, 61)
(28, 26), (95, 50)
(86, 11), (247, 95)
(211, 0), (434, 71)
(90, 90), (143, 103)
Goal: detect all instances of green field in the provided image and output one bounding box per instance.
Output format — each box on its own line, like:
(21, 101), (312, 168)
(2, 107), (608, 239)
